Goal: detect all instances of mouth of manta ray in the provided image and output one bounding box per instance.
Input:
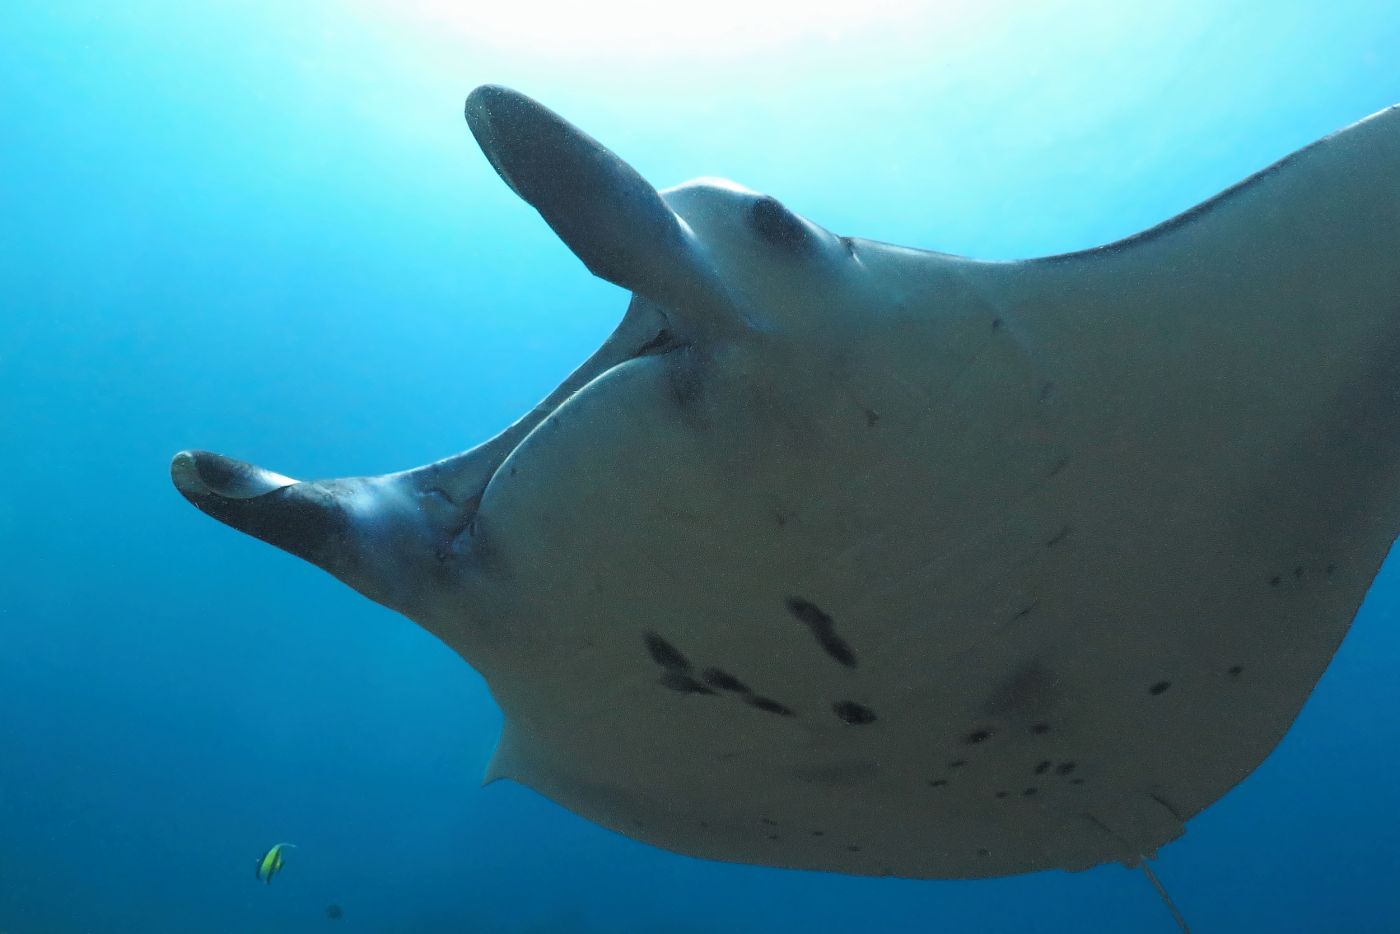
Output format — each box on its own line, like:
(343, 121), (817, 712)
(462, 315), (691, 509)
(169, 312), (692, 553)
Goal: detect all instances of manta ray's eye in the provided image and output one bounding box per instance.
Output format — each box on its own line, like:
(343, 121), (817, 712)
(749, 195), (813, 251)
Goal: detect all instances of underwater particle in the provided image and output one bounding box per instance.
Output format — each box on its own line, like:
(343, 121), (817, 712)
(326, 903), (344, 920)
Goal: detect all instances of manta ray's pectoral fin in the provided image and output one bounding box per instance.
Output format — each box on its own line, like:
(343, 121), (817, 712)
(465, 85), (740, 332)
(170, 450), (444, 617)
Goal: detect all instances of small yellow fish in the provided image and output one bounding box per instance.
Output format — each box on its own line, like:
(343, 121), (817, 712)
(254, 842), (296, 884)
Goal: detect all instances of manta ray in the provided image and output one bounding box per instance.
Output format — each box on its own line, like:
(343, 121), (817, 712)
(172, 86), (1400, 899)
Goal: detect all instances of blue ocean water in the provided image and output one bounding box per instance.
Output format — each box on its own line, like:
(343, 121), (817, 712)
(4, 2), (1400, 931)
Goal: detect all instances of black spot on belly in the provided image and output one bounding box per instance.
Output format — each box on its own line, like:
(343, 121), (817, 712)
(1227, 665), (1244, 677)
(658, 671), (716, 695)
(1045, 525), (1070, 548)
(643, 632), (691, 671)
(785, 596), (858, 668)
(702, 668), (751, 693)
(747, 695), (796, 717)
(983, 662), (1057, 718)
(948, 759), (967, 768)
(833, 700), (877, 725)
(1034, 760), (1051, 775)
(863, 408), (880, 427)
(965, 728), (995, 744)
(1031, 722), (1051, 735)
(929, 779), (948, 788)
(1056, 761), (1077, 775)
(1149, 680), (1171, 695)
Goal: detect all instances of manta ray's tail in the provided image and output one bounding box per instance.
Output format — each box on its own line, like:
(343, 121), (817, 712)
(1139, 859), (1191, 933)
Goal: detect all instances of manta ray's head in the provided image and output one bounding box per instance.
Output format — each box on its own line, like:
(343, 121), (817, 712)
(171, 85), (985, 686)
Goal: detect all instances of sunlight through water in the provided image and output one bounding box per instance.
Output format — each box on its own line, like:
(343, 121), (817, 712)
(376, 0), (982, 63)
